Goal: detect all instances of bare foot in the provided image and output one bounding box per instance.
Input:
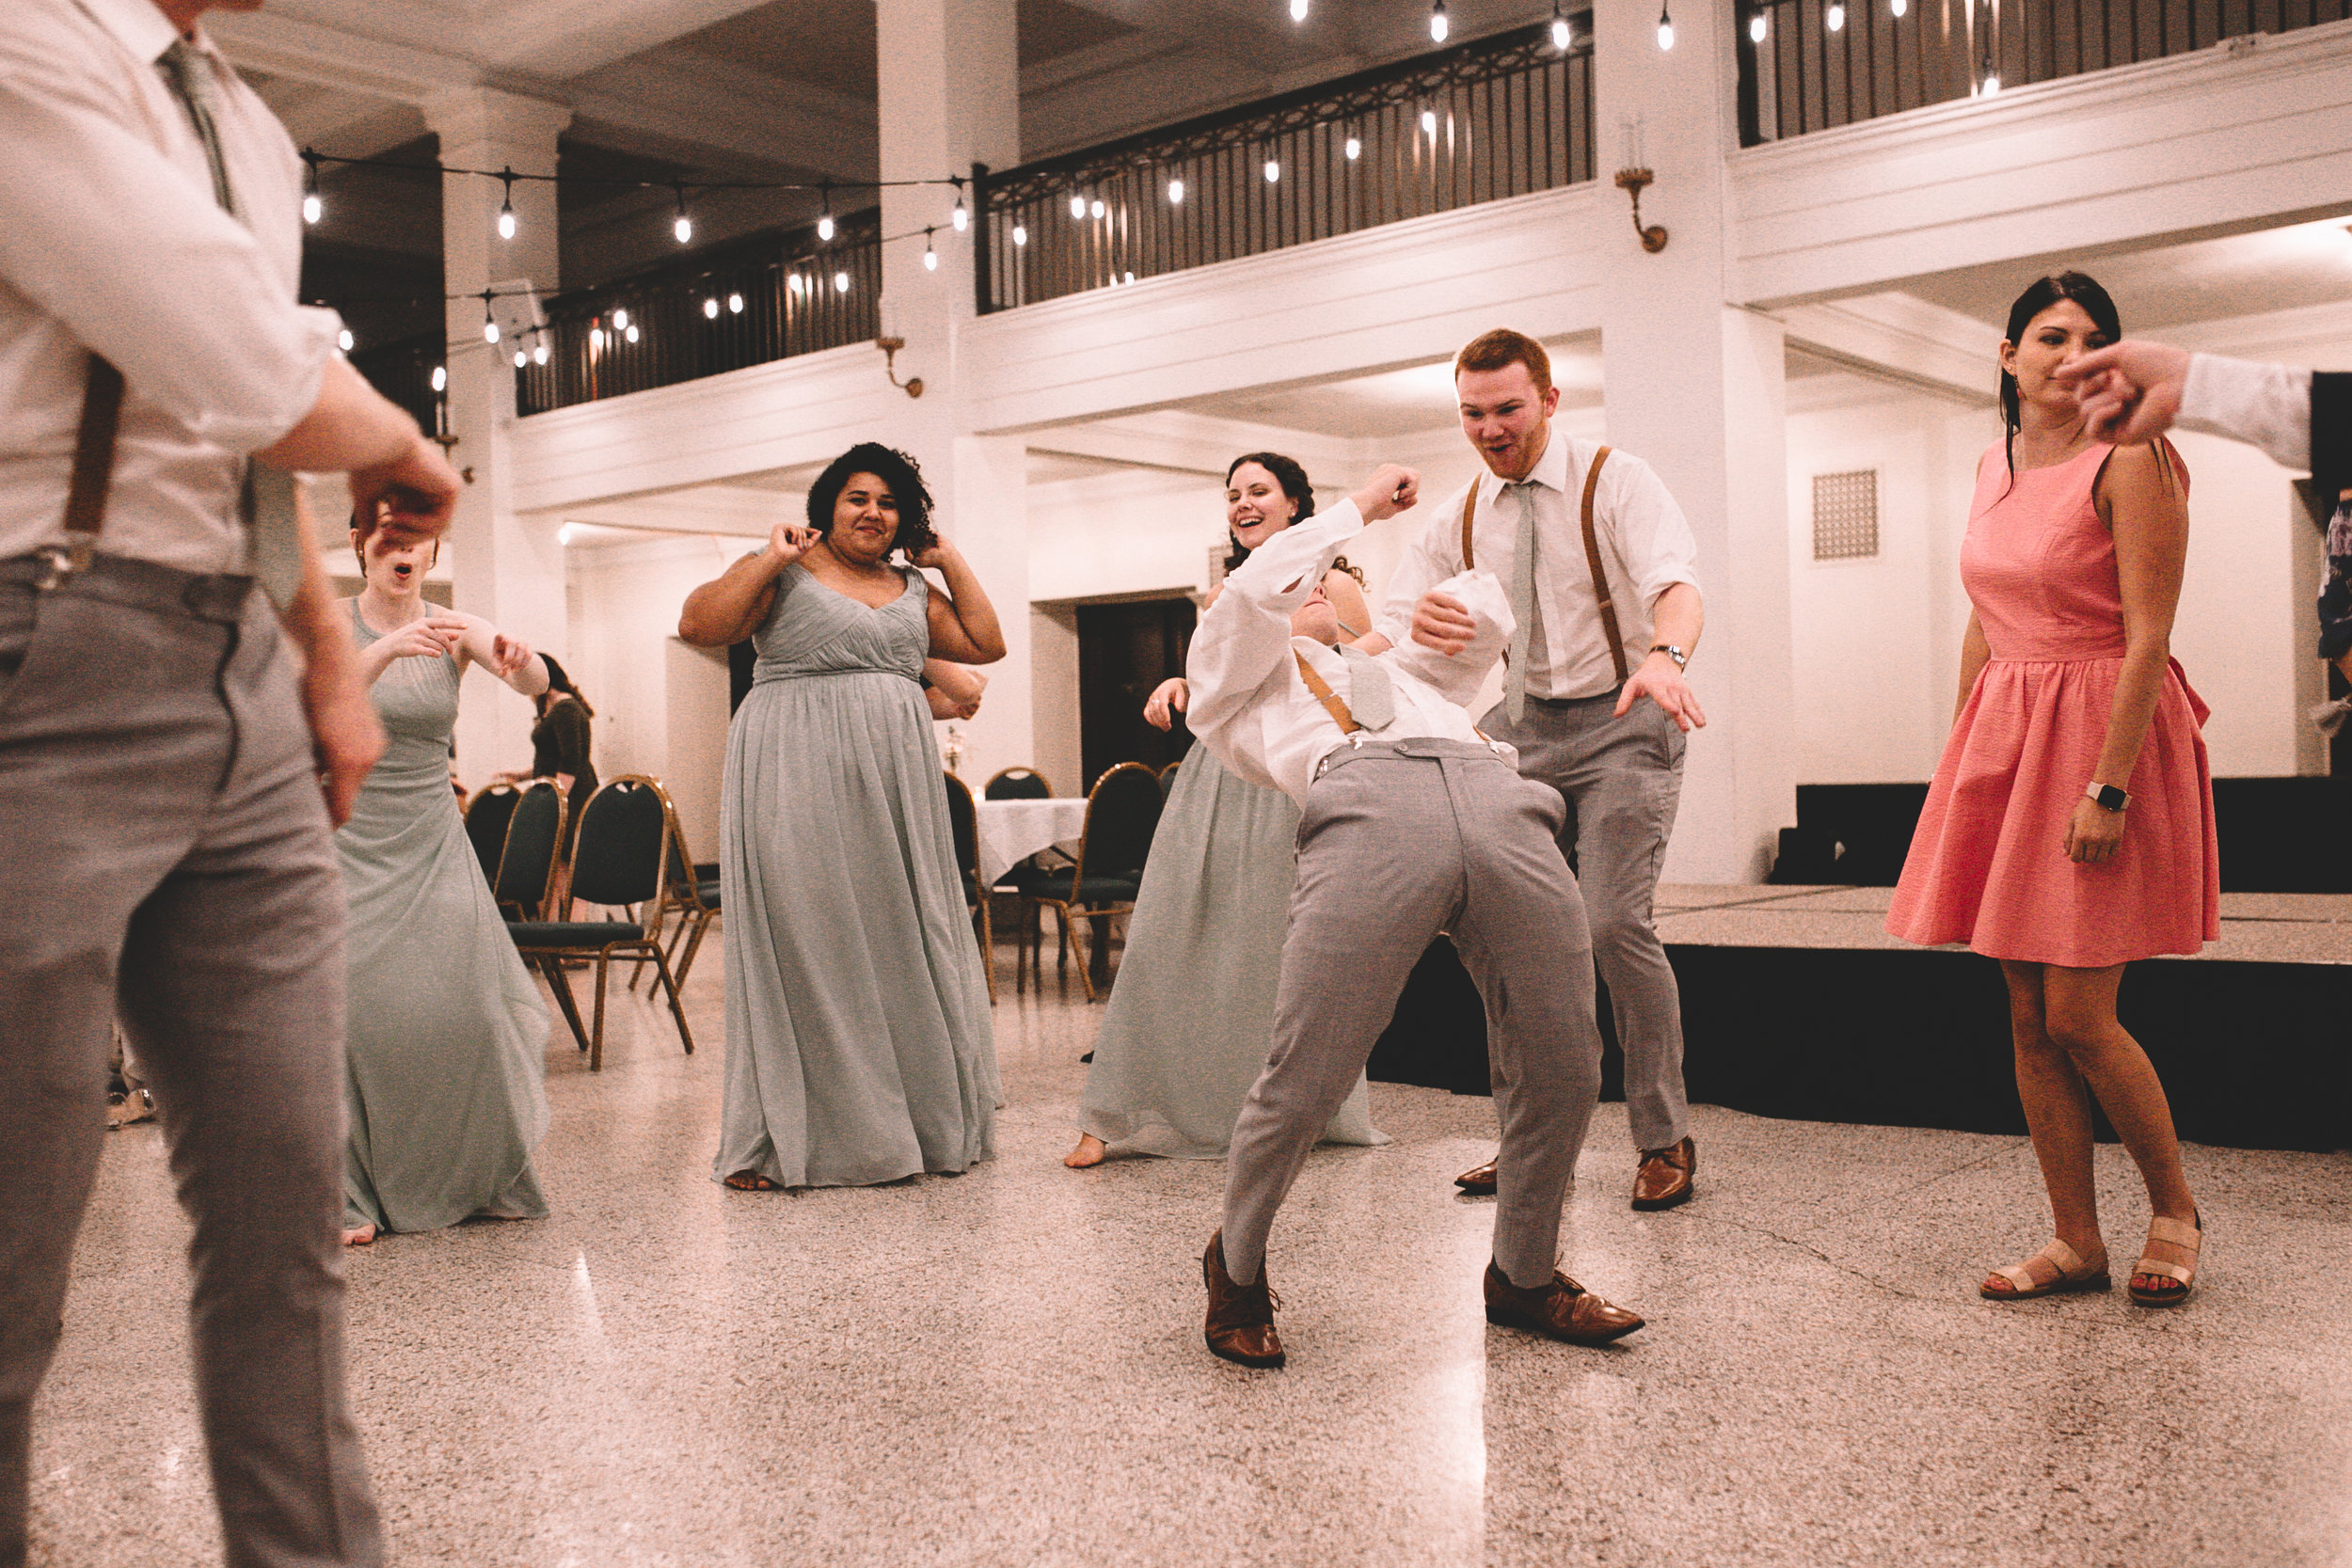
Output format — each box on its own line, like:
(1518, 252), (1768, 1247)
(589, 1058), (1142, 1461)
(1064, 1133), (1107, 1169)
(341, 1224), (377, 1248)
(723, 1170), (779, 1191)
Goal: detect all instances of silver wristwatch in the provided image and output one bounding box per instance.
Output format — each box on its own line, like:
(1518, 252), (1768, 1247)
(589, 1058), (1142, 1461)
(1650, 644), (1687, 671)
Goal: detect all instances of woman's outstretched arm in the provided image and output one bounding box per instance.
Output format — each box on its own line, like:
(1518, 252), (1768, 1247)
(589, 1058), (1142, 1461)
(679, 525), (814, 646)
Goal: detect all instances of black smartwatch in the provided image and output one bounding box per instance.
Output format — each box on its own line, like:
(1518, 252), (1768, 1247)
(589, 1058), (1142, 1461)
(2084, 781), (2129, 813)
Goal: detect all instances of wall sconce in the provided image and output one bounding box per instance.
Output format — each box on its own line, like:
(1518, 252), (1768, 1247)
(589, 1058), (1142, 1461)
(876, 335), (924, 398)
(1613, 168), (1669, 253)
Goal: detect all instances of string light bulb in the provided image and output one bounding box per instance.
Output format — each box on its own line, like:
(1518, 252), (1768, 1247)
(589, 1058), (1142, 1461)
(1551, 2), (1573, 48)
(787, 273), (805, 295)
(818, 184), (835, 242)
(612, 309), (629, 330)
(431, 365), (447, 392)
(924, 227), (938, 270)
(1658, 2), (1676, 48)
(1827, 1), (1845, 28)
(704, 296), (720, 318)
(625, 324), (640, 343)
(1070, 189), (1087, 219)
(1089, 198), (1105, 219)
(1263, 156), (1280, 183)
(1422, 106), (1438, 135)
(672, 184), (693, 245)
(1012, 224), (1027, 246)
(513, 348), (528, 369)
(301, 150), (321, 226)
(1429, 0), (1448, 42)
(1291, 0), (1308, 18)
(728, 292), (743, 313)
(497, 167), (516, 240)
(1891, 0), (1907, 15)
(1344, 132), (1361, 160)
(481, 293), (499, 344)
(533, 339), (549, 365)
(337, 327), (354, 353)
(1750, 8), (1768, 40)
(1168, 176), (1186, 204)
(951, 187), (969, 231)
(590, 326), (605, 351)
(834, 269), (850, 293)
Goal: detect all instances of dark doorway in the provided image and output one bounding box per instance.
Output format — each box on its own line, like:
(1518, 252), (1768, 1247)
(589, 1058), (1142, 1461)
(1077, 596), (1197, 789)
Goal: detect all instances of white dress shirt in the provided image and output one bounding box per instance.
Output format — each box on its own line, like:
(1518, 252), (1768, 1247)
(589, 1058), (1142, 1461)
(0, 0), (342, 573)
(2180, 353), (2312, 473)
(1374, 430), (1701, 702)
(1186, 500), (1518, 807)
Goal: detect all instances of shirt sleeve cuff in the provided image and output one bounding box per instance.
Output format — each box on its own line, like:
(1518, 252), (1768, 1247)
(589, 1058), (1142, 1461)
(2180, 353), (2311, 471)
(193, 305), (343, 454)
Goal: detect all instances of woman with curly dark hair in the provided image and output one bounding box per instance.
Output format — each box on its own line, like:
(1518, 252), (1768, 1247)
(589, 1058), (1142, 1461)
(679, 442), (1006, 1190)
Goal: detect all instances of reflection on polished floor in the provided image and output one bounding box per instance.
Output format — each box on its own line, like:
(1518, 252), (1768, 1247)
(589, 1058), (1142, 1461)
(33, 935), (2352, 1567)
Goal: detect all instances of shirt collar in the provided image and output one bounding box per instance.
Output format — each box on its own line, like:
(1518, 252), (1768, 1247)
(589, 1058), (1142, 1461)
(78, 0), (194, 66)
(1478, 423), (1571, 499)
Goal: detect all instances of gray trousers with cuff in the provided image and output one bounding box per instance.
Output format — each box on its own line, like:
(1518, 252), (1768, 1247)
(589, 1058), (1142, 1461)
(1220, 738), (1603, 1291)
(0, 555), (381, 1568)
(1481, 690), (1690, 1153)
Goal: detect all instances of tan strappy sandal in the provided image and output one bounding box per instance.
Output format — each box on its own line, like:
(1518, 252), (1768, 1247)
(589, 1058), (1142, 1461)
(2128, 1212), (2202, 1307)
(1980, 1239), (2110, 1300)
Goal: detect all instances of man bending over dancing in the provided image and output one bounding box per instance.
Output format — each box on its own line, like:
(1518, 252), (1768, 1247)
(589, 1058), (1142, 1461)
(1184, 462), (1645, 1369)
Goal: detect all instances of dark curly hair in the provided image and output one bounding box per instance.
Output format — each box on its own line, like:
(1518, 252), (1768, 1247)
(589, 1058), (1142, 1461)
(1999, 272), (2121, 494)
(1223, 451), (1317, 574)
(806, 442), (938, 561)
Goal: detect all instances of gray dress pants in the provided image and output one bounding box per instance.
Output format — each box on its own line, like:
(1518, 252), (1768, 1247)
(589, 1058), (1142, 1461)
(0, 555), (381, 1568)
(1221, 739), (1602, 1291)
(1481, 691), (1690, 1153)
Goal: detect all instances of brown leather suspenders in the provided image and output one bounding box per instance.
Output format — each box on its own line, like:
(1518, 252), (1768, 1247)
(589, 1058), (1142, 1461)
(1456, 447), (1627, 687)
(1294, 651), (1361, 734)
(39, 356), (126, 590)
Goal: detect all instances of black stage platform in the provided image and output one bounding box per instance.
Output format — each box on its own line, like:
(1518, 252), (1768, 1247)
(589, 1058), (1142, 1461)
(1365, 885), (2352, 1154)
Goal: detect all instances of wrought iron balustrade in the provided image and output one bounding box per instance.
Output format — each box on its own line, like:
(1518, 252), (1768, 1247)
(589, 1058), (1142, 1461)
(976, 21), (1595, 312)
(515, 218), (882, 416)
(1739, 0), (2352, 143)
(349, 332), (443, 438)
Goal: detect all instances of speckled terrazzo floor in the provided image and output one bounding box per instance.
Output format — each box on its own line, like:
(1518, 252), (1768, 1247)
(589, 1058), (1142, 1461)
(28, 923), (2352, 1567)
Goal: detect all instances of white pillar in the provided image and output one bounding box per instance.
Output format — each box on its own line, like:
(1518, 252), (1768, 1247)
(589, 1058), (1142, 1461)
(423, 88), (572, 788)
(874, 0), (1035, 786)
(1594, 0), (1797, 880)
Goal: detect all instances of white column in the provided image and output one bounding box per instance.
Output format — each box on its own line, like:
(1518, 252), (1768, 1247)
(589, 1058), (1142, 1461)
(423, 88), (572, 788)
(874, 0), (1034, 785)
(1594, 0), (1798, 880)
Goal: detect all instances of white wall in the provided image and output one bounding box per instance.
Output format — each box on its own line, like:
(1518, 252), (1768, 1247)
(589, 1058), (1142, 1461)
(1782, 388), (2315, 788)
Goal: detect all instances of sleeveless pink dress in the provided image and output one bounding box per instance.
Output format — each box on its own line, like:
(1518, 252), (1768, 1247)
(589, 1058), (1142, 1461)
(1885, 441), (2218, 968)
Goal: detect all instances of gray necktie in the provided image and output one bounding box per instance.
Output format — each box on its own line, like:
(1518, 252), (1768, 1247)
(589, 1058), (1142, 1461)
(1336, 643), (1393, 730)
(1502, 480), (1548, 723)
(161, 41), (302, 604)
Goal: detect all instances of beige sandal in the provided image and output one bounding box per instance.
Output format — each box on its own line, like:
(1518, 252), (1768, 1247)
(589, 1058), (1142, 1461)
(2128, 1212), (2201, 1307)
(1980, 1239), (2110, 1300)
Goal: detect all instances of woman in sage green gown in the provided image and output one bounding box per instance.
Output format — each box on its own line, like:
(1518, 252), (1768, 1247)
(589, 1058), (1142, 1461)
(677, 443), (1007, 1191)
(1067, 452), (1387, 1165)
(338, 512), (556, 1245)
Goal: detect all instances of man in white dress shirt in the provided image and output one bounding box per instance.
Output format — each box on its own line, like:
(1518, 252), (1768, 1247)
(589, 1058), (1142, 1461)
(1186, 462), (1645, 1370)
(1363, 329), (1708, 1212)
(1, 3), (458, 1563)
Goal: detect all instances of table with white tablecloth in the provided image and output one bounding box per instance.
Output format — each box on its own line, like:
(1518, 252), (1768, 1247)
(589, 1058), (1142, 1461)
(972, 797), (1089, 886)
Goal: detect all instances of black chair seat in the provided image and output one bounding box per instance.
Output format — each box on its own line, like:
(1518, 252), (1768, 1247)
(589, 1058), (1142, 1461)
(510, 919), (643, 947)
(1028, 874), (1140, 906)
(696, 879), (722, 905)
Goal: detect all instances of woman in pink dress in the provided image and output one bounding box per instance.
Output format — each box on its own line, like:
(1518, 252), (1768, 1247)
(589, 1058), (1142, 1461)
(1887, 272), (2216, 1307)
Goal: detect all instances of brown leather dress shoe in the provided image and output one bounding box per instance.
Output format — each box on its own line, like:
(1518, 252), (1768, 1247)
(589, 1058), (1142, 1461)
(1454, 1158), (1498, 1196)
(1201, 1230), (1285, 1369)
(1483, 1263), (1645, 1345)
(1631, 1135), (1696, 1211)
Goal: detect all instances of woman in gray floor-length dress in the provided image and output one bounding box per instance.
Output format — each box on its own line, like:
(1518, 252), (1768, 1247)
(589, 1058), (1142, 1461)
(678, 442), (1007, 1191)
(339, 509), (554, 1246)
(1067, 452), (1386, 1166)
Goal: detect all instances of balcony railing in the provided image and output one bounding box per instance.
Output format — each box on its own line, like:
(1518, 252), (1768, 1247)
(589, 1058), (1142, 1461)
(349, 332), (442, 438)
(1739, 0), (2352, 143)
(976, 21), (1595, 312)
(516, 216), (882, 416)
